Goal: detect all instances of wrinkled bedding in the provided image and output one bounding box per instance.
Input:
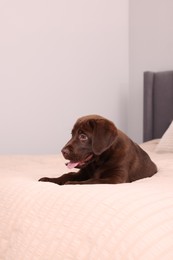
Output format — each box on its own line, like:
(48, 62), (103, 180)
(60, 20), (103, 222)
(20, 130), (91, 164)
(0, 140), (173, 260)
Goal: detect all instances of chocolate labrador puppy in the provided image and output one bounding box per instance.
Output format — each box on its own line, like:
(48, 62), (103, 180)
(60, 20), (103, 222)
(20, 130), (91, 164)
(39, 115), (157, 185)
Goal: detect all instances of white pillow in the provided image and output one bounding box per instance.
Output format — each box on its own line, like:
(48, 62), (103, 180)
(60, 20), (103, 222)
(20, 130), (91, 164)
(155, 121), (173, 153)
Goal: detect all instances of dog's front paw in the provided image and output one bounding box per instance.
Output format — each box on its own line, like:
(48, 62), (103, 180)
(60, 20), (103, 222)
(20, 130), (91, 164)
(38, 177), (50, 182)
(38, 176), (66, 185)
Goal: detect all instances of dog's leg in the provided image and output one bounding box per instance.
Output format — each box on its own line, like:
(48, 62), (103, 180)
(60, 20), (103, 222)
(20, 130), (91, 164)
(64, 179), (101, 185)
(39, 173), (76, 185)
(39, 171), (88, 185)
(65, 169), (129, 184)
(65, 177), (125, 185)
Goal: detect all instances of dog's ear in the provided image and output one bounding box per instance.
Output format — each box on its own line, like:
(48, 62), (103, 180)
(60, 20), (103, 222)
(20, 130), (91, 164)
(92, 119), (118, 155)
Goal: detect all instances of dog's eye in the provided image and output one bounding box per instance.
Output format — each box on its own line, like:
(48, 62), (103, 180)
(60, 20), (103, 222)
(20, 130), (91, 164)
(78, 133), (88, 142)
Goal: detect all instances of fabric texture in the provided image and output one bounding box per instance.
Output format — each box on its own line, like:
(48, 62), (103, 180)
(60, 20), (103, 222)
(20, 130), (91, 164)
(0, 142), (173, 260)
(155, 121), (173, 153)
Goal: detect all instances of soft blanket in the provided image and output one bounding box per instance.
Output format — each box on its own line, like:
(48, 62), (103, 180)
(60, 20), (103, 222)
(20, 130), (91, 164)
(0, 140), (173, 260)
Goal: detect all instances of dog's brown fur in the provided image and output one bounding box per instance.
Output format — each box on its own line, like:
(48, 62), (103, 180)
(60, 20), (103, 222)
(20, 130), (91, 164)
(39, 115), (157, 185)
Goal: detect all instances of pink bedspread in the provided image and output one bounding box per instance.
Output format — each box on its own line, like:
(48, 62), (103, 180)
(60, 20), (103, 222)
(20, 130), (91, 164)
(0, 140), (173, 260)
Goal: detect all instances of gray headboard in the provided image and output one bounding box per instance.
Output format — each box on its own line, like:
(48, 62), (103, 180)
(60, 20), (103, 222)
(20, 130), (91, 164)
(143, 70), (173, 142)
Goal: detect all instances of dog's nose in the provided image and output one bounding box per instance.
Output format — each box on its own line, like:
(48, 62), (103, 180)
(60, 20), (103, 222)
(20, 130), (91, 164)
(61, 147), (70, 158)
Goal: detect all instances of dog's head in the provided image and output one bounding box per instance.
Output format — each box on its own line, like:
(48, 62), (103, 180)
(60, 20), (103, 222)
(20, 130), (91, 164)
(61, 115), (118, 169)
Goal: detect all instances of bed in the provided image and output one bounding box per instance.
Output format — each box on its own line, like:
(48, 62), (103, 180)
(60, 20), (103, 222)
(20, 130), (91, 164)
(0, 71), (173, 260)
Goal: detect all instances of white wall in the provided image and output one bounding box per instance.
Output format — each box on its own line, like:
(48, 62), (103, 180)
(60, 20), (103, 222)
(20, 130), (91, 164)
(129, 0), (173, 143)
(0, 0), (129, 154)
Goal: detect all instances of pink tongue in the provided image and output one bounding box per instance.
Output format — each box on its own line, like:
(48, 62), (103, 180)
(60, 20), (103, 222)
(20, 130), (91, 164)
(66, 162), (79, 169)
